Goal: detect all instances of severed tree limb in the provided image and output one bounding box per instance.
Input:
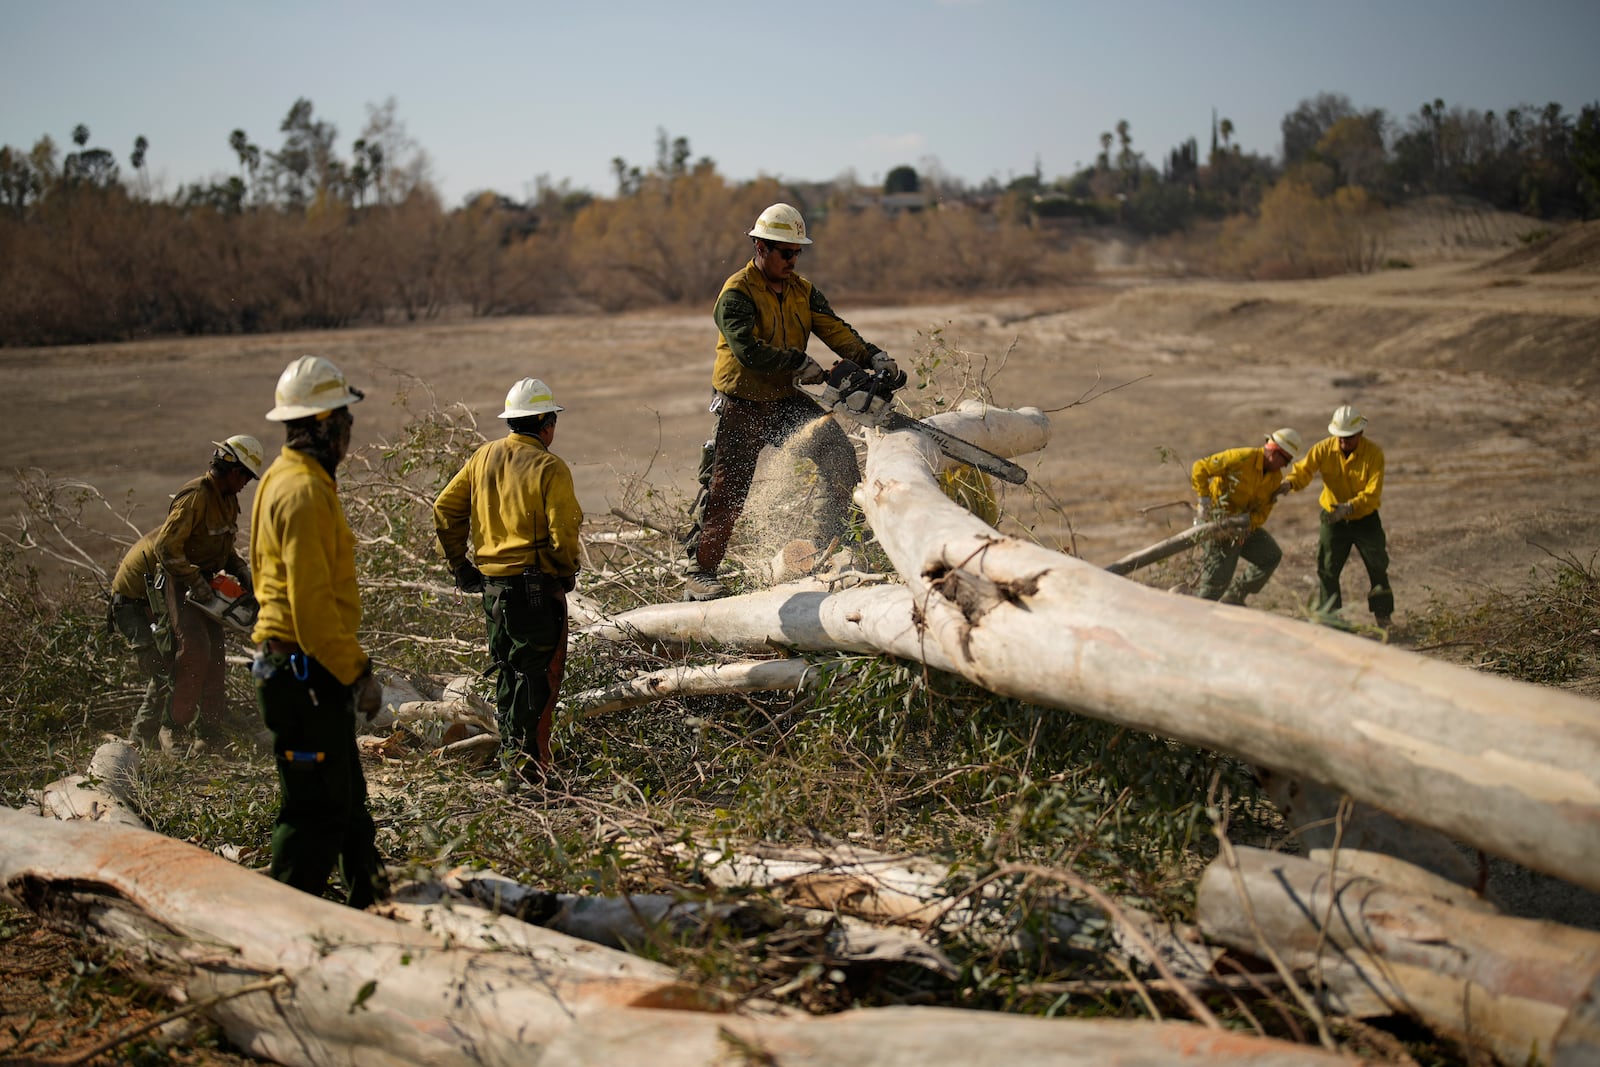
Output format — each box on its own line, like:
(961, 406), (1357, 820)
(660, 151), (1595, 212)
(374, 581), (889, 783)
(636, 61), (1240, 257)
(1198, 846), (1600, 1067)
(657, 841), (1218, 985)
(565, 657), (825, 719)
(397, 868), (959, 978)
(36, 739), (145, 828)
(1103, 516), (1249, 575)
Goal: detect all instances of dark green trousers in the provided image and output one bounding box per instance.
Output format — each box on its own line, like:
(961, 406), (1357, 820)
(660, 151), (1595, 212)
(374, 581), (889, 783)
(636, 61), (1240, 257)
(483, 572), (568, 770)
(110, 591), (172, 745)
(1317, 510), (1394, 617)
(254, 650), (387, 909)
(1195, 527), (1282, 604)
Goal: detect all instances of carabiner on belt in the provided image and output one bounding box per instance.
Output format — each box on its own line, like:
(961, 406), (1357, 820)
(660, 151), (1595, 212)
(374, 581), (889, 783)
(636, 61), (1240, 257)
(290, 652), (309, 681)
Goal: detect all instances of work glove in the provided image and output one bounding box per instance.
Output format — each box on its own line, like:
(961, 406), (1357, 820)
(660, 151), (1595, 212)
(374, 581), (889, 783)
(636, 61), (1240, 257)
(795, 357), (827, 386)
(453, 561), (485, 594)
(1273, 482), (1293, 500)
(868, 351), (907, 391)
(1329, 502), (1354, 522)
(188, 581), (217, 606)
(559, 573), (577, 593)
(353, 662), (383, 722)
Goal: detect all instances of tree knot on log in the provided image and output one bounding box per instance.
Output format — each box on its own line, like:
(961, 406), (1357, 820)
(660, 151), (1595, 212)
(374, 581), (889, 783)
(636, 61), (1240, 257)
(923, 563), (1043, 626)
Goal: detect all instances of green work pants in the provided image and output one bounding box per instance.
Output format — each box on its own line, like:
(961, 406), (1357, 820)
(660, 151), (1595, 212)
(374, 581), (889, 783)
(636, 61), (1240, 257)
(110, 588), (173, 745)
(1195, 526), (1282, 604)
(254, 650), (387, 909)
(483, 572), (568, 771)
(1317, 509), (1393, 618)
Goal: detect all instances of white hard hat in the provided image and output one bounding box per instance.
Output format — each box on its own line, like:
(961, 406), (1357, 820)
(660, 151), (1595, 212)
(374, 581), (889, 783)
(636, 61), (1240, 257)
(212, 434), (265, 477)
(1266, 427), (1303, 460)
(499, 377), (563, 419)
(265, 356), (364, 421)
(1328, 404), (1368, 437)
(748, 203), (813, 245)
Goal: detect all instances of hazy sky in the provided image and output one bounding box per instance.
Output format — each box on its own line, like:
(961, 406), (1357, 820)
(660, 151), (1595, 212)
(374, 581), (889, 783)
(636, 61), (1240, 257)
(5, 0), (1597, 206)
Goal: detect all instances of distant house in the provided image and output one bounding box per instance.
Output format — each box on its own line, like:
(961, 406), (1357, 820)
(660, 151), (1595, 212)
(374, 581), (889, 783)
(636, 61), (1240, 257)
(878, 191), (931, 216)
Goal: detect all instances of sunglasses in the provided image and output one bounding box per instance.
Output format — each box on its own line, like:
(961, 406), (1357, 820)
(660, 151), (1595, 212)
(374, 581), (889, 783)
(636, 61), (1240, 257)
(763, 243), (803, 261)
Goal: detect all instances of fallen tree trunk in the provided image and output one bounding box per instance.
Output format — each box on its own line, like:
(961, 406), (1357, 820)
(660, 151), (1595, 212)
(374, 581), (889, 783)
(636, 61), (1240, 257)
(1103, 516), (1249, 575)
(658, 841), (1221, 981)
(0, 810), (1351, 1066)
(1253, 768), (1488, 897)
(566, 657), (823, 719)
(36, 739), (145, 828)
(590, 405), (1600, 892)
(857, 422), (1600, 892)
(396, 867), (960, 978)
(1197, 846), (1600, 1066)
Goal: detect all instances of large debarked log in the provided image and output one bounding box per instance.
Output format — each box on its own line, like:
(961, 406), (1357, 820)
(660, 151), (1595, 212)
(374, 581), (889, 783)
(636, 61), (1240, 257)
(0, 808), (1354, 1066)
(589, 405), (1600, 893)
(1197, 847), (1600, 1066)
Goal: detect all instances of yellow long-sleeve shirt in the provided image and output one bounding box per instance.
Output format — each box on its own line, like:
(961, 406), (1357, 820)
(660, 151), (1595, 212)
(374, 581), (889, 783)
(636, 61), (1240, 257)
(1285, 435), (1384, 520)
(249, 447), (367, 684)
(433, 434), (583, 579)
(112, 473), (248, 600)
(1191, 446), (1283, 531)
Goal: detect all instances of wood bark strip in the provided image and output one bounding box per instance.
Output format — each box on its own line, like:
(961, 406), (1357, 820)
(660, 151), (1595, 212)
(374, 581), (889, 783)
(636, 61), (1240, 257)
(1197, 846), (1600, 1066)
(0, 809), (1352, 1065)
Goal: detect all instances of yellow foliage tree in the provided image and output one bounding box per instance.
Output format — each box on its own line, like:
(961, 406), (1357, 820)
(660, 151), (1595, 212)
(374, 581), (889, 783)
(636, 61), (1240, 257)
(567, 168), (784, 309)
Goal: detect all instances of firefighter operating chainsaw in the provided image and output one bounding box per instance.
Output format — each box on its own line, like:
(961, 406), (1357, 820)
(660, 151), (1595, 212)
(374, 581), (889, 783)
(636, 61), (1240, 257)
(108, 434), (263, 750)
(682, 201), (1025, 603)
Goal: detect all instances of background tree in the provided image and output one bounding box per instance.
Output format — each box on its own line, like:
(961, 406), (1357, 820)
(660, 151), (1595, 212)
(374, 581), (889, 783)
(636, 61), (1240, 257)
(61, 125), (120, 190)
(1281, 92), (1356, 167)
(263, 98), (338, 210)
(228, 128), (261, 204)
(1574, 103), (1600, 217)
(359, 97), (431, 206)
(884, 165), (920, 194)
(1315, 112), (1387, 191)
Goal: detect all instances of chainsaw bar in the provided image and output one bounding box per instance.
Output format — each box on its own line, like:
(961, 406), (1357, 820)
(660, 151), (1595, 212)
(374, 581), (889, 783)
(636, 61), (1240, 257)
(873, 410), (1029, 485)
(816, 359), (1028, 485)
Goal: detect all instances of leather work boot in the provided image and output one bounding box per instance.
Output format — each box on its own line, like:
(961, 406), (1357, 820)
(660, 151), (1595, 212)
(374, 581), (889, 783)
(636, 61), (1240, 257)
(1375, 614), (1393, 630)
(682, 569), (729, 602)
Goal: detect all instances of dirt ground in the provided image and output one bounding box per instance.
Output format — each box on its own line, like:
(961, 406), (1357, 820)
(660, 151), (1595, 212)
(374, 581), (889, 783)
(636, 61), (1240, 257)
(3, 225), (1597, 627)
(2, 214), (1598, 1064)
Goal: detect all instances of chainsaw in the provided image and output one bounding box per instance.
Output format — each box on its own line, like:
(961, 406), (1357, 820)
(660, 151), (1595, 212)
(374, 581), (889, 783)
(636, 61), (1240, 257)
(817, 360), (1029, 485)
(189, 573), (259, 635)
